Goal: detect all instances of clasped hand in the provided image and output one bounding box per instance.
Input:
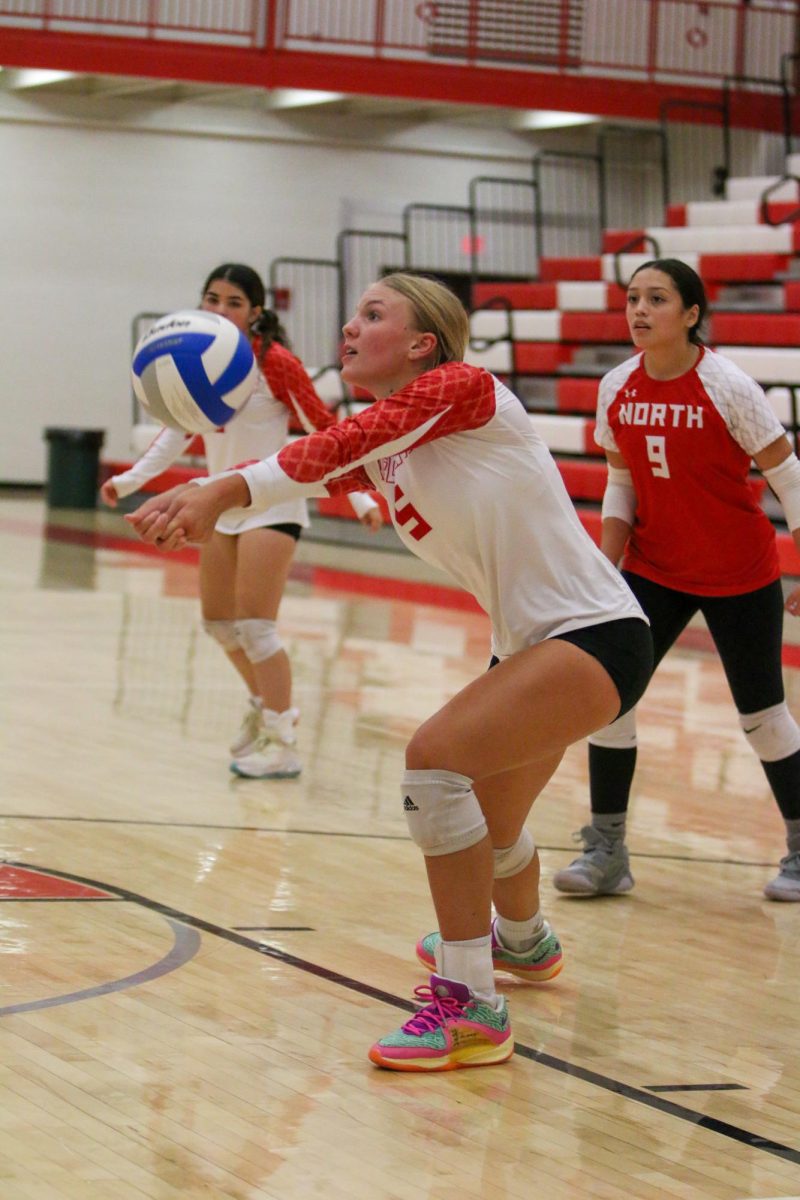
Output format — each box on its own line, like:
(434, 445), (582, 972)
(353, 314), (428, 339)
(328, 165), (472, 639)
(125, 478), (243, 549)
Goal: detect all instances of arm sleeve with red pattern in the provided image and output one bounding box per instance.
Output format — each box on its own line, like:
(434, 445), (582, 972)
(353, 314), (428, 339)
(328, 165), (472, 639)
(239, 363), (496, 511)
(260, 343), (335, 432)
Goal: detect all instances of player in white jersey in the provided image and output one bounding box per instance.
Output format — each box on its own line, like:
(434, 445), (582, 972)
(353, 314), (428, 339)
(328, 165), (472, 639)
(126, 273), (652, 1071)
(102, 263), (381, 778)
(552, 258), (800, 903)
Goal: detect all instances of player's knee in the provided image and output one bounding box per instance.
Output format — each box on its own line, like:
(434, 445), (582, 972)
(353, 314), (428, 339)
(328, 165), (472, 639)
(402, 768), (488, 856)
(739, 701), (800, 762)
(493, 828), (535, 879)
(405, 721), (448, 771)
(588, 707), (637, 750)
(202, 618), (241, 653)
(235, 618), (282, 664)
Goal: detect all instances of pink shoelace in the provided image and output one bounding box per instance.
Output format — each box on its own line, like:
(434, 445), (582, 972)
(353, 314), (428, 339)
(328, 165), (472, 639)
(401, 985), (467, 1035)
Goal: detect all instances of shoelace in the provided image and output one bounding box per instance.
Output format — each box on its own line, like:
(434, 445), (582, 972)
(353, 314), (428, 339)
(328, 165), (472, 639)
(401, 985), (467, 1035)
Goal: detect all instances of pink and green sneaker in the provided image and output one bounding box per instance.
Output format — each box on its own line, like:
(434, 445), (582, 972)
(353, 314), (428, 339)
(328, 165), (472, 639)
(368, 975), (513, 1072)
(416, 917), (563, 983)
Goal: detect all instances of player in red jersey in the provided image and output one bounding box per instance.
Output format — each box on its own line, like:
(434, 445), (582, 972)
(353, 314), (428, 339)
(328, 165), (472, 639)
(126, 272), (652, 1071)
(553, 258), (800, 903)
(102, 263), (381, 778)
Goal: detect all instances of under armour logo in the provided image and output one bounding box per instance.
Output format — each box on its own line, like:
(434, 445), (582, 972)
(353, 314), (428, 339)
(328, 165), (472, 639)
(403, 796), (419, 811)
(624, 387), (637, 398)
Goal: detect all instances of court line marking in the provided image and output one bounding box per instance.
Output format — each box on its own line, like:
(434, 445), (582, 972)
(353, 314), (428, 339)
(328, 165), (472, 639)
(645, 1083), (748, 1093)
(5, 860), (798, 1168)
(0, 915), (200, 1016)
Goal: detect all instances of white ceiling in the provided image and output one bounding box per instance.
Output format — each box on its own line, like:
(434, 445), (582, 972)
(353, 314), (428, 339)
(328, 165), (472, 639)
(0, 66), (603, 133)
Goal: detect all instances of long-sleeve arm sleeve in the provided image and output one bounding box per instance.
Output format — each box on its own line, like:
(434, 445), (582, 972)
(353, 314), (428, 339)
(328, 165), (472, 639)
(260, 344), (336, 433)
(237, 363), (496, 513)
(109, 427), (196, 498)
(259, 342), (378, 513)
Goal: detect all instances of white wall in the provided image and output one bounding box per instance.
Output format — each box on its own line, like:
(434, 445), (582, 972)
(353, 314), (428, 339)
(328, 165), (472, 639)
(0, 88), (786, 483)
(0, 92), (541, 483)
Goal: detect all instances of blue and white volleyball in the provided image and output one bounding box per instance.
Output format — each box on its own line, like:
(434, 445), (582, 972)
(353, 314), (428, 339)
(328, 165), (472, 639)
(131, 310), (258, 434)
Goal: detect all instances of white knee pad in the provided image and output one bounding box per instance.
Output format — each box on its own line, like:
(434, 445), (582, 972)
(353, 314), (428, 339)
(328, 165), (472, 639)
(402, 769), (488, 857)
(493, 828), (535, 879)
(738, 702), (800, 762)
(202, 619), (241, 653)
(235, 618), (282, 664)
(588, 706), (638, 750)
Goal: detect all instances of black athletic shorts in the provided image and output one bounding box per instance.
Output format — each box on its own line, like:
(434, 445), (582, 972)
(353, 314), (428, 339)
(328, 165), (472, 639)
(553, 617), (653, 719)
(263, 522), (302, 542)
(489, 617), (653, 721)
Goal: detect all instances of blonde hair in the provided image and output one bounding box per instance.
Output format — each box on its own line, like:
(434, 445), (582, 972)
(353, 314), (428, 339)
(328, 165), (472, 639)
(380, 272), (470, 367)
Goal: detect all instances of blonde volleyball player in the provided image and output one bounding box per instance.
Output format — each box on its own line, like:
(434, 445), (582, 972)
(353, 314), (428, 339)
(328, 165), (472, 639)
(553, 258), (800, 902)
(102, 263), (382, 779)
(126, 273), (652, 1071)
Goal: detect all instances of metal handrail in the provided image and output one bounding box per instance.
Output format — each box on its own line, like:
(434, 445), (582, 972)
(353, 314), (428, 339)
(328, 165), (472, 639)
(612, 235), (661, 288)
(759, 176), (800, 227)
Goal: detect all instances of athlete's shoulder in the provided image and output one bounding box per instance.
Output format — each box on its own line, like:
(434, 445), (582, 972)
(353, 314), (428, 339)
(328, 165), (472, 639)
(598, 354), (641, 404)
(402, 360), (493, 401)
(698, 346), (757, 385)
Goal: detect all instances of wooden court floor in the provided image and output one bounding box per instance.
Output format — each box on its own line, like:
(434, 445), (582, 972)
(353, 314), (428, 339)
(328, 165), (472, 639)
(1, 493), (799, 1200)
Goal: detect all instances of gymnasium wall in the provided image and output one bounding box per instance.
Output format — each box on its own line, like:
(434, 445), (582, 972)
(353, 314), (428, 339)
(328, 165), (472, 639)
(0, 89), (776, 484)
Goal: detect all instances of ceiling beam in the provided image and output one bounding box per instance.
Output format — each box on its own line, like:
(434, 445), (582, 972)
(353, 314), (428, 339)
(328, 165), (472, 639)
(0, 29), (786, 131)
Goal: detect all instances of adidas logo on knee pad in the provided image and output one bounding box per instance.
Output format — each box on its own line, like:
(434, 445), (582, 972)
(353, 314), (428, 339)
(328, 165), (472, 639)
(403, 795), (419, 811)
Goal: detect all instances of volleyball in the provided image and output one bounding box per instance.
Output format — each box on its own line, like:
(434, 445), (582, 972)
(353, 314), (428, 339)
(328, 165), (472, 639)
(131, 309), (258, 434)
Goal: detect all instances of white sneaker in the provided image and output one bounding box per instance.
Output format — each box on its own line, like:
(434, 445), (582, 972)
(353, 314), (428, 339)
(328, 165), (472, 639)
(230, 707), (301, 779)
(229, 697), (264, 758)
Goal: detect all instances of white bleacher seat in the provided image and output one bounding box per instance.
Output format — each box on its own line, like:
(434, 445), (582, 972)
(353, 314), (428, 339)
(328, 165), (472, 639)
(726, 175), (800, 203)
(765, 387), (796, 425)
(529, 413), (589, 454)
(465, 341), (513, 372)
(645, 224), (793, 254)
(717, 347), (800, 384)
(470, 310), (560, 341)
(557, 282), (609, 311)
(310, 366), (346, 406)
(600, 253), (699, 284)
(683, 200), (760, 226)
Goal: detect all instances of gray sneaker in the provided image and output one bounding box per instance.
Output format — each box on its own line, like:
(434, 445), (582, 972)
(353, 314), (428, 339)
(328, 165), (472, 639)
(553, 825), (634, 896)
(763, 851), (800, 901)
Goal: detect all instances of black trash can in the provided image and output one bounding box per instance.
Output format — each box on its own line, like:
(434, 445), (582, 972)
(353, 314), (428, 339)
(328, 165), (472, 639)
(43, 427), (106, 509)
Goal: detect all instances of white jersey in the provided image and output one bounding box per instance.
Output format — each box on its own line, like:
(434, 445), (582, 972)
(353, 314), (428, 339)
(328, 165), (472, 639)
(111, 340), (376, 534)
(234, 363), (645, 657)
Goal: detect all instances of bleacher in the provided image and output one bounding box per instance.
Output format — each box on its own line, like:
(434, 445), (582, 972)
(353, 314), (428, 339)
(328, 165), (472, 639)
(462, 153), (800, 575)
(105, 154), (800, 571)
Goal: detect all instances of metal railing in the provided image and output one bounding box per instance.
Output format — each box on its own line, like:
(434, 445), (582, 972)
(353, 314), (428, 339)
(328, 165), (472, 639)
(2, 1), (797, 91)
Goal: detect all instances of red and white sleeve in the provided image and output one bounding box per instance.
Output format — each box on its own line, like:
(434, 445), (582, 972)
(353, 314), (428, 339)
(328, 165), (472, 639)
(239, 362), (496, 511)
(260, 343), (335, 433)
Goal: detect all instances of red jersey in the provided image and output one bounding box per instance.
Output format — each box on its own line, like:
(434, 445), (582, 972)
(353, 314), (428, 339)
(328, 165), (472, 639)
(596, 348), (786, 595)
